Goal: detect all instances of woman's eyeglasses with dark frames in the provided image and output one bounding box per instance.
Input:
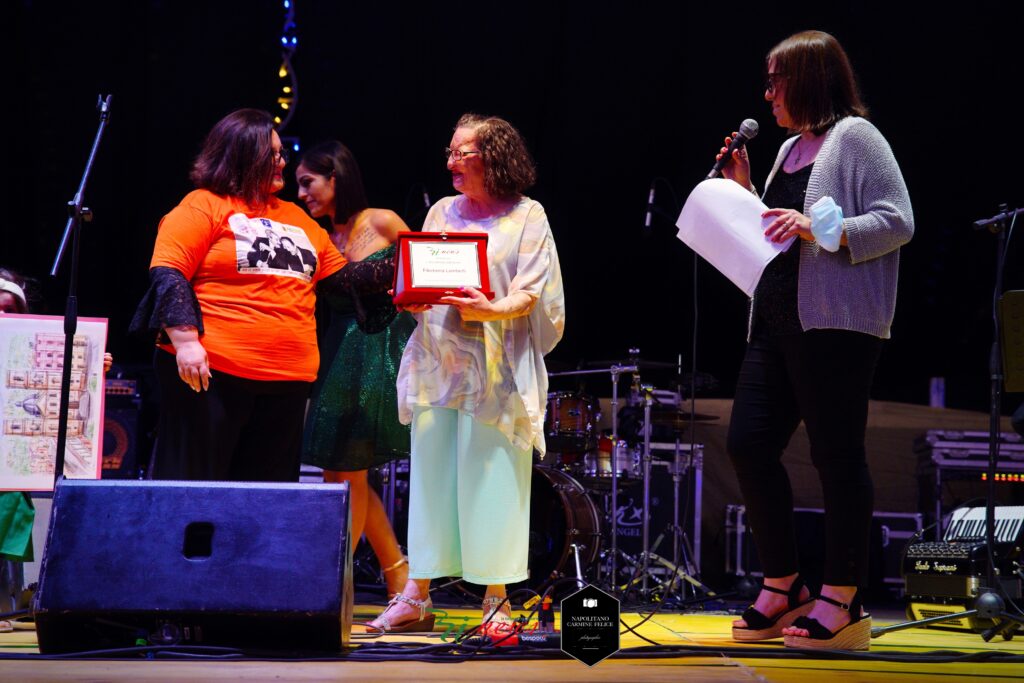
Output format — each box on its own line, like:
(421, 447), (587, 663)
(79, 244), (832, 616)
(444, 147), (480, 161)
(765, 73), (787, 94)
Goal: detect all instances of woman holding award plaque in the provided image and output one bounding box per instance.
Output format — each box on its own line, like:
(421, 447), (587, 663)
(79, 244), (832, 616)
(368, 114), (565, 635)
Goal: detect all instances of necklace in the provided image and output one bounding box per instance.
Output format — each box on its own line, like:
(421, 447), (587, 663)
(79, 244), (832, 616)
(332, 227), (350, 255)
(792, 138), (804, 166)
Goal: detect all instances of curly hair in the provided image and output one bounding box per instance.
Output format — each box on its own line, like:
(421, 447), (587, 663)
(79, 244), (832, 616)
(190, 109), (277, 208)
(456, 113), (536, 199)
(298, 140), (369, 223)
(767, 31), (868, 135)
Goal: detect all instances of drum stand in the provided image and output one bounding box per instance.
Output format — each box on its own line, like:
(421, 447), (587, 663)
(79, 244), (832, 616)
(666, 436), (705, 602)
(639, 386), (654, 595)
(548, 362), (714, 604)
(624, 386), (714, 604)
(548, 363), (637, 592)
(380, 459), (399, 523)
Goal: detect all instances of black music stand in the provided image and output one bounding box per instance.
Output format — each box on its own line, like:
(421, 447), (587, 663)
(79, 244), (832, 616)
(873, 209), (1024, 641)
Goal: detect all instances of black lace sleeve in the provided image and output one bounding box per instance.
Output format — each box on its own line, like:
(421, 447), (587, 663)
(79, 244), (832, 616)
(351, 291), (399, 334)
(128, 266), (204, 344)
(319, 258), (398, 334)
(319, 258), (394, 297)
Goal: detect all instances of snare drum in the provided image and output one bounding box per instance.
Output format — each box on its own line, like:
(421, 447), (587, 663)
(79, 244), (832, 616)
(544, 391), (599, 453)
(581, 437), (640, 482)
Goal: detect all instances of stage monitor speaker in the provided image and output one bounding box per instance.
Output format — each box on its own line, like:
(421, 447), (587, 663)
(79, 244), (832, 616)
(33, 480), (352, 654)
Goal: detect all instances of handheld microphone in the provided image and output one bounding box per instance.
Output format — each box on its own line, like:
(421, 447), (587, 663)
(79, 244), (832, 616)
(706, 118), (759, 180)
(644, 183), (656, 230)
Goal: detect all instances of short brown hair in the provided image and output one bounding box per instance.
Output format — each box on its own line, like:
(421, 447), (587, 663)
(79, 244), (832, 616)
(768, 31), (868, 134)
(190, 109), (277, 207)
(456, 113), (536, 199)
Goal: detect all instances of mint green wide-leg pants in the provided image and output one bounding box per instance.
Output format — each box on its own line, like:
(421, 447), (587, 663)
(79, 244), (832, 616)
(406, 406), (533, 585)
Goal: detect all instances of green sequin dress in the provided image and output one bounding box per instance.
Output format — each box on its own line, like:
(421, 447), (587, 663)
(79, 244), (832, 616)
(302, 245), (415, 471)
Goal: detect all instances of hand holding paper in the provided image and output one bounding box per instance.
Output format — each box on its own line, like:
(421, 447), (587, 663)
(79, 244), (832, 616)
(675, 179), (796, 297)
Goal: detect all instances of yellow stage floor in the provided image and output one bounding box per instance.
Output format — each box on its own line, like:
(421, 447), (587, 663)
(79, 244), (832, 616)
(1, 605), (1022, 682)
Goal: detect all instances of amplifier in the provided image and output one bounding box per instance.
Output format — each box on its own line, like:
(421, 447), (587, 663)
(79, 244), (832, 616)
(104, 378), (138, 396)
(101, 379), (143, 479)
(915, 430), (1024, 539)
(903, 505), (1024, 632)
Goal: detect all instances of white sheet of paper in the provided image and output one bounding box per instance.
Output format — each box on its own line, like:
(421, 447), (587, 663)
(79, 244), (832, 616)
(409, 240), (482, 289)
(675, 178), (795, 297)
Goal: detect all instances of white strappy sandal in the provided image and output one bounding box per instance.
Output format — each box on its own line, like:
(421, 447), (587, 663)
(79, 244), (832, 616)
(366, 593), (435, 634)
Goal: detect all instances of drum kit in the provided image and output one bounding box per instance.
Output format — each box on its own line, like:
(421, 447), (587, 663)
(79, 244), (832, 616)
(532, 352), (717, 602)
(368, 351), (717, 604)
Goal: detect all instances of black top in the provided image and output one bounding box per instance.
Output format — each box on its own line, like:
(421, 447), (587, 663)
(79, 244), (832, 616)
(752, 160), (814, 336)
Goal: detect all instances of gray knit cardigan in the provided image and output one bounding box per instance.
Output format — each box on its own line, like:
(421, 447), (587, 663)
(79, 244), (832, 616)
(759, 116), (914, 339)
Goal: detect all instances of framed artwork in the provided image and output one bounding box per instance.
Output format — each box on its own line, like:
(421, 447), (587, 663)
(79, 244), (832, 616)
(0, 314), (108, 491)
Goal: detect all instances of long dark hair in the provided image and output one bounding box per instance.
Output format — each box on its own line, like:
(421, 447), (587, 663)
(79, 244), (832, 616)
(768, 31), (868, 134)
(298, 141), (369, 223)
(456, 113), (536, 200)
(190, 109), (277, 207)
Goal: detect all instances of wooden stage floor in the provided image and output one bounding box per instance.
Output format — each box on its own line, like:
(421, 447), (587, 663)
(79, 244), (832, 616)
(2, 604), (1022, 682)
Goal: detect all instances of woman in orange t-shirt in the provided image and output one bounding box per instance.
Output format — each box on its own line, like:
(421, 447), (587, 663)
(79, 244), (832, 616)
(131, 109), (392, 481)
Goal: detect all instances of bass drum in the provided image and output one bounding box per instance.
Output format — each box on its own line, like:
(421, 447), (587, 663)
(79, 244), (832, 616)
(452, 466), (601, 601)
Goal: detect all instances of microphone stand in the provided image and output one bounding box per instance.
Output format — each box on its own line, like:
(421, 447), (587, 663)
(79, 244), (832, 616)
(48, 95), (113, 490)
(873, 205), (1024, 641)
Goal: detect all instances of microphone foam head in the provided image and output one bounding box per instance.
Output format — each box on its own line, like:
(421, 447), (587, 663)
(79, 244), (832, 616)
(739, 119), (759, 140)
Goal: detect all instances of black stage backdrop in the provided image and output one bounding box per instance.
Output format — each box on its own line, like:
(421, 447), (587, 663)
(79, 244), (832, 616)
(8, 0), (1022, 412)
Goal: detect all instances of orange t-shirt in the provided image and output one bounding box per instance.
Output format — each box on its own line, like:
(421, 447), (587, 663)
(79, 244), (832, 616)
(150, 189), (347, 382)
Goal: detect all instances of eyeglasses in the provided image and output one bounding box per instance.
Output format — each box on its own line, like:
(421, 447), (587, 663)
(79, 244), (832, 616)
(765, 73), (786, 94)
(273, 148), (289, 164)
(444, 147), (480, 161)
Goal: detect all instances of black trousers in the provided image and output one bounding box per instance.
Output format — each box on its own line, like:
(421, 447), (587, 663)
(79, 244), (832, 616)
(153, 349), (310, 481)
(726, 329), (883, 587)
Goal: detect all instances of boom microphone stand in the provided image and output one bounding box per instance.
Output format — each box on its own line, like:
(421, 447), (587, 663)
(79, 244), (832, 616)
(48, 95), (113, 489)
(873, 205), (1024, 641)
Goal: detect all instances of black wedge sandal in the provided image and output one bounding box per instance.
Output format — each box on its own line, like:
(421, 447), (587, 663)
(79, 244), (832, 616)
(783, 590), (871, 651)
(732, 576), (814, 642)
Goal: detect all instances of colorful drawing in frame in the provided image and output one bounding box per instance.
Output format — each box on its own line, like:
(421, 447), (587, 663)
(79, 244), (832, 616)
(0, 314), (108, 491)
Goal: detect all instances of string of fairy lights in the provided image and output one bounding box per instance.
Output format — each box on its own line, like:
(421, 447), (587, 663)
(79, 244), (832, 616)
(275, 0), (300, 154)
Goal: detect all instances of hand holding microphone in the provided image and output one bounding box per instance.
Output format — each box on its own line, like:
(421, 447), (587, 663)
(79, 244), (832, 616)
(709, 118), (758, 190)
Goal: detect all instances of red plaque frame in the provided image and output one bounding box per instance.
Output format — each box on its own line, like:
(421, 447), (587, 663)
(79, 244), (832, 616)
(392, 232), (494, 305)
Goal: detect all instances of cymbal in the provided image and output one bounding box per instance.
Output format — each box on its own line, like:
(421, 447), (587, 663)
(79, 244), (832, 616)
(586, 358), (679, 369)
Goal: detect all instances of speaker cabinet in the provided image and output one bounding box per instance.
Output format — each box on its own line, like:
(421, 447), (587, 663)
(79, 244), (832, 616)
(101, 404), (141, 479)
(33, 480), (352, 654)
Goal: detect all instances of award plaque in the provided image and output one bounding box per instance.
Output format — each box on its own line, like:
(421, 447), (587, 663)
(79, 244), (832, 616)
(392, 232), (494, 305)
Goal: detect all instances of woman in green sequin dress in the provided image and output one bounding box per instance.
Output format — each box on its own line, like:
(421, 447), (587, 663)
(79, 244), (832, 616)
(297, 141), (415, 596)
